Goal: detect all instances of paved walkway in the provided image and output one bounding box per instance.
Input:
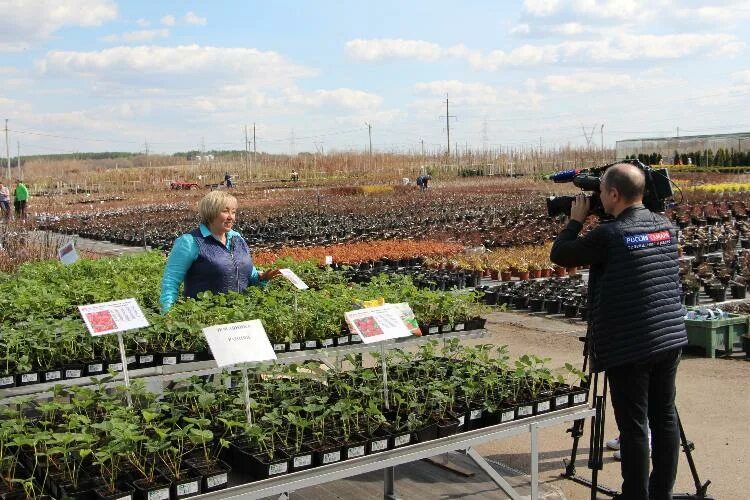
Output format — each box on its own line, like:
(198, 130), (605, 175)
(28, 230), (150, 256)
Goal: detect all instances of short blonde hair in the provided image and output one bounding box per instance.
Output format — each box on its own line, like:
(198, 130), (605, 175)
(198, 191), (237, 225)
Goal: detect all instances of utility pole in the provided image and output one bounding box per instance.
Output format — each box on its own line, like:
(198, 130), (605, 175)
(253, 123), (256, 178)
(4, 119), (9, 180)
(482, 118), (488, 152)
(420, 138), (425, 158)
(365, 122), (372, 171)
(17, 142), (21, 180)
(440, 95), (456, 160)
(244, 125), (249, 180)
(600, 124), (605, 162)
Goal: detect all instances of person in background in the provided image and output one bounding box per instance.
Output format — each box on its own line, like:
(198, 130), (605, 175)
(416, 174), (431, 191)
(13, 180), (29, 221)
(224, 172), (233, 188)
(160, 191), (281, 313)
(0, 182), (10, 221)
(291, 170), (299, 182)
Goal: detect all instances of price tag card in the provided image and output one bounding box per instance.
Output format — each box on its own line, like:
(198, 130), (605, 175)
(58, 241), (79, 265)
(279, 268), (309, 290)
(78, 298), (149, 336)
(202, 320), (277, 367)
(345, 303), (414, 344)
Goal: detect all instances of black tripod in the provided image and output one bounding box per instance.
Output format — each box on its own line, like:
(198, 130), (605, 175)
(561, 334), (712, 500)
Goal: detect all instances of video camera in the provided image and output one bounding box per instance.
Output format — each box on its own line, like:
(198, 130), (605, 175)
(545, 159), (674, 217)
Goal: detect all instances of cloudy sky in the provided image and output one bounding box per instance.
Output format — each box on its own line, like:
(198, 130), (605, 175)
(1, 0), (749, 155)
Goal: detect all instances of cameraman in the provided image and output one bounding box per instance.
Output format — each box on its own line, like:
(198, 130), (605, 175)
(550, 163), (687, 500)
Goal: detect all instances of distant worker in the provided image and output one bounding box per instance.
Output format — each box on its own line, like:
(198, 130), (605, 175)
(0, 182), (10, 221)
(13, 179), (29, 221)
(291, 170), (299, 182)
(224, 172), (233, 188)
(416, 174), (431, 191)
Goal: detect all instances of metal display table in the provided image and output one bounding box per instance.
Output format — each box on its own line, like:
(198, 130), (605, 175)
(192, 405), (595, 500)
(0, 329), (488, 404)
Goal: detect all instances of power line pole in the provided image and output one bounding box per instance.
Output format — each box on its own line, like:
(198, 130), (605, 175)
(365, 122), (372, 171)
(600, 124), (605, 162)
(17, 141), (21, 180)
(4, 119), (9, 180)
(482, 118), (488, 152)
(244, 125), (249, 179)
(421, 138), (425, 158)
(253, 123), (256, 178)
(440, 94), (456, 160)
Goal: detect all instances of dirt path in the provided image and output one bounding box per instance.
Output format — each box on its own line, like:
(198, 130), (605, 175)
(473, 310), (747, 500)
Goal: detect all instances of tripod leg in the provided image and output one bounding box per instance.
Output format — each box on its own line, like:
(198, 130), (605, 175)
(563, 336), (592, 477)
(676, 409), (711, 498)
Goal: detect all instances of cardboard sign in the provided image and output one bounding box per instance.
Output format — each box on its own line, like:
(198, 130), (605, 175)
(78, 298), (149, 336)
(58, 241), (79, 265)
(325, 255), (333, 265)
(345, 303), (414, 344)
(279, 268), (309, 290)
(202, 320), (277, 367)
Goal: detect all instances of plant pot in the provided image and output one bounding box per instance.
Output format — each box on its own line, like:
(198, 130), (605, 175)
(554, 266), (567, 277)
(709, 286), (727, 302)
(414, 423), (439, 443)
(518, 271), (530, 281)
(272, 342), (287, 353)
(436, 419), (460, 437)
(193, 460), (231, 493)
(167, 471), (202, 499)
(389, 430), (413, 448)
(15, 370), (40, 386)
(731, 283), (747, 299)
(683, 291), (699, 306)
(342, 435), (369, 459)
(94, 485), (135, 500)
(313, 439), (343, 466)
(742, 334), (750, 360)
(155, 352), (179, 366)
(465, 407), (485, 430)
(530, 269), (542, 279)
(137, 353), (156, 368)
(533, 396), (553, 415)
(515, 402), (534, 419)
(62, 362), (85, 379)
(132, 477), (171, 500)
(500, 271), (512, 281)
(367, 429), (391, 454)
(245, 449), (290, 479)
(41, 367), (63, 383)
(178, 350), (199, 364)
(287, 446), (315, 471)
(566, 267), (578, 276)
(545, 298), (562, 315)
(0, 373), (16, 389)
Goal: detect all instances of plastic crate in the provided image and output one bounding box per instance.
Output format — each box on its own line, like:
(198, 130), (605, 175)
(684, 313), (749, 358)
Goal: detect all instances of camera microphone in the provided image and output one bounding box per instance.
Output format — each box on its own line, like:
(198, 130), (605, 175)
(548, 169), (580, 183)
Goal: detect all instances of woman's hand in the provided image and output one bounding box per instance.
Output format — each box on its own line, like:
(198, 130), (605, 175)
(259, 269), (282, 281)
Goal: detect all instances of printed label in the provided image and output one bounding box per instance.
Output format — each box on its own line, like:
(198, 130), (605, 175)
(162, 356), (177, 365)
(108, 362), (123, 372)
(347, 445), (365, 458)
(305, 340), (318, 348)
(180, 353), (195, 362)
(288, 342), (301, 350)
(573, 392), (587, 404)
(293, 455), (312, 468)
(65, 369), (82, 378)
(273, 343), (286, 352)
(206, 473), (228, 488)
(268, 462), (288, 475)
(470, 409), (483, 420)
(322, 450), (341, 464)
(537, 400), (551, 412)
(45, 371), (61, 381)
(349, 335), (362, 343)
(88, 363), (103, 372)
(371, 439), (388, 451)
(518, 405), (533, 417)
(139, 355), (154, 364)
(176, 481), (199, 496)
(147, 488), (169, 500)
(555, 395), (569, 407)
(428, 326), (439, 334)
(501, 410), (515, 422)
(126, 355), (136, 364)
(337, 336), (349, 344)
(457, 415), (465, 427)
(623, 230), (671, 250)
(393, 434), (411, 447)
(440, 324), (452, 332)
(455, 323), (465, 331)
(21, 373), (38, 383)
(321, 338), (334, 347)
(0, 376), (14, 385)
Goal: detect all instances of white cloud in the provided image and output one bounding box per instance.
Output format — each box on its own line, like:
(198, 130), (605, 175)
(184, 11), (207, 26)
(510, 24), (531, 35)
(160, 15), (176, 27)
(733, 70), (750, 85)
(136, 18), (150, 28)
(523, 0), (561, 16)
(101, 29), (169, 44)
(0, 0), (117, 52)
(523, 0), (648, 21)
(345, 38), (443, 61)
(414, 80), (543, 111)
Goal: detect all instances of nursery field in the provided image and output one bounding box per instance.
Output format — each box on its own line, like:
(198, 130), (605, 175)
(1, 165), (748, 499)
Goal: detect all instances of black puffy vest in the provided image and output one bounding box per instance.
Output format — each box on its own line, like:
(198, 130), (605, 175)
(587, 205), (687, 371)
(184, 229), (254, 299)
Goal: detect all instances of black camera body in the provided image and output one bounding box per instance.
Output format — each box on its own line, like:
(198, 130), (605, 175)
(546, 160), (673, 218)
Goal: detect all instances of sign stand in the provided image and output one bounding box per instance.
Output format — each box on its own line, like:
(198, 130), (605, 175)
(116, 332), (133, 407)
(241, 366), (253, 424)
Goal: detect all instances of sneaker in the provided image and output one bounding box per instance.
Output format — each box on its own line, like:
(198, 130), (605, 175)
(606, 436), (621, 450)
(614, 450), (621, 461)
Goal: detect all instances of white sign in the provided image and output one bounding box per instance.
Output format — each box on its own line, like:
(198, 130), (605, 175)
(58, 241), (79, 265)
(279, 268), (309, 290)
(344, 303), (413, 344)
(325, 255), (333, 265)
(202, 320), (277, 367)
(78, 298), (149, 336)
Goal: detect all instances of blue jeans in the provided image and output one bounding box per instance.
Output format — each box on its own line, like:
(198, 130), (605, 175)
(607, 348), (681, 500)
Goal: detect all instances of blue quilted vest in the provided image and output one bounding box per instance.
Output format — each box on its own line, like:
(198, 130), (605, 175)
(183, 229), (254, 299)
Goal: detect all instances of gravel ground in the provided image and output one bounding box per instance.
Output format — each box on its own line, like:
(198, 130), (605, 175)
(472, 310), (748, 500)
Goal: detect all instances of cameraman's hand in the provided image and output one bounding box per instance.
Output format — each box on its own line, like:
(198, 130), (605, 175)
(570, 194), (590, 224)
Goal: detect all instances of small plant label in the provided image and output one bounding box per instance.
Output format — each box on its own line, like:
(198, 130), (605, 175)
(294, 455), (312, 468)
(273, 343), (286, 352)
(87, 363), (103, 373)
(518, 405), (533, 417)
(325, 255), (333, 265)
(78, 298), (149, 336)
(57, 241), (79, 265)
(337, 335), (349, 344)
(65, 369), (82, 379)
(139, 354), (154, 364)
(126, 355), (136, 364)
(305, 340), (318, 349)
(288, 342), (301, 351)
(268, 462), (288, 475)
(536, 400), (551, 413)
(320, 338), (334, 347)
(0, 376), (14, 386)
(322, 450), (341, 464)
(393, 433), (411, 447)
(206, 473), (228, 488)
(454, 323), (465, 331)
(147, 488), (170, 500)
(21, 373), (38, 383)
(347, 445), (365, 458)
(345, 303), (414, 344)
(279, 268), (309, 290)
(428, 326), (439, 334)
(371, 439), (388, 452)
(162, 356), (177, 365)
(470, 409), (483, 421)
(555, 395), (569, 408)
(44, 370), (61, 381)
(180, 353), (195, 362)
(501, 410), (515, 422)
(202, 319), (277, 367)
(108, 362), (123, 372)
(176, 481), (199, 496)
(573, 392), (587, 404)
(457, 415), (465, 427)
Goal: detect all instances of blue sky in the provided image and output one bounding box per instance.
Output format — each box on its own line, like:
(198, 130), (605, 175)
(1, 0), (749, 155)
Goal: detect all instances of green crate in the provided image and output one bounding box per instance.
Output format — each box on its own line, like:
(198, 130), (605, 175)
(684, 313), (749, 358)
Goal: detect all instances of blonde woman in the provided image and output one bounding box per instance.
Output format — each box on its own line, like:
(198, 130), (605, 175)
(160, 191), (280, 312)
